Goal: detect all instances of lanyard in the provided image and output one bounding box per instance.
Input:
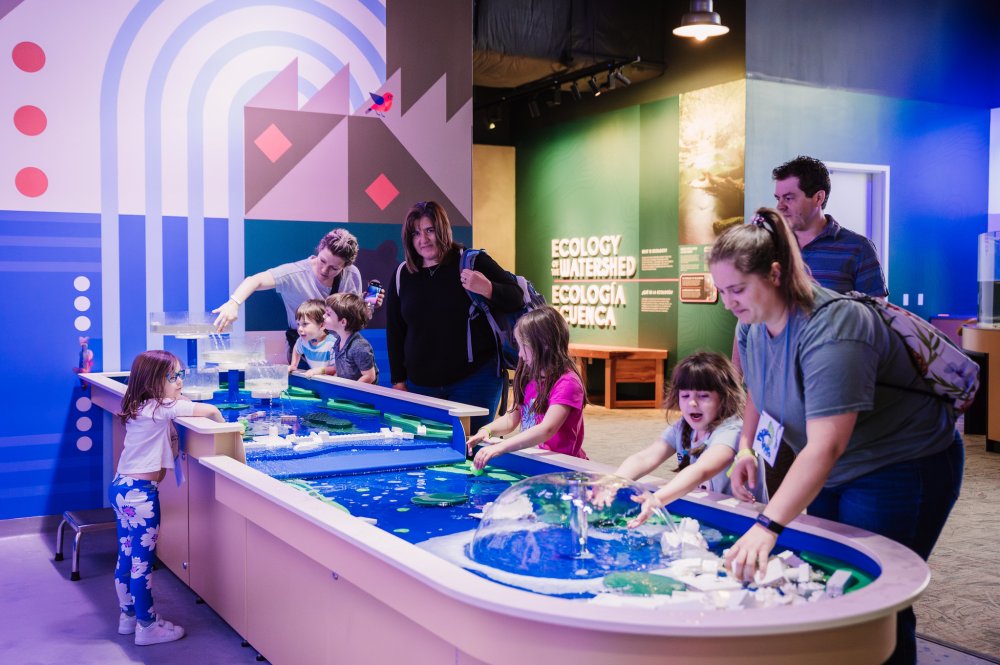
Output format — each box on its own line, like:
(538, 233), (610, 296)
(756, 310), (794, 427)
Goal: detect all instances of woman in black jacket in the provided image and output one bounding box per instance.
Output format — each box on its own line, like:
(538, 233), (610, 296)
(386, 201), (522, 432)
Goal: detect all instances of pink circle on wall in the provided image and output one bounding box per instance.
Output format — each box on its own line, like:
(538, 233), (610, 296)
(15, 167), (48, 197)
(14, 105), (47, 135)
(12, 41), (45, 72)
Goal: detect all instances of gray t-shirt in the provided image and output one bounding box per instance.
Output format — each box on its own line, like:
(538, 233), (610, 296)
(269, 258), (363, 328)
(332, 331), (377, 382)
(737, 286), (955, 487)
(660, 415), (760, 498)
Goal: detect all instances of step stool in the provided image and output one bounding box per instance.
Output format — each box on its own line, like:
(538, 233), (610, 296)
(54, 508), (118, 581)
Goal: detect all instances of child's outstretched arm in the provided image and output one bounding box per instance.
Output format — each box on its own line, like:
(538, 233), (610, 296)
(628, 445), (737, 528)
(472, 404), (571, 470)
(466, 409), (522, 455)
(191, 402), (225, 423)
(614, 440), (676, 481)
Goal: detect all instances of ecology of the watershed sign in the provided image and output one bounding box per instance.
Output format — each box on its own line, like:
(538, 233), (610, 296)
(550, 235), (637, 328)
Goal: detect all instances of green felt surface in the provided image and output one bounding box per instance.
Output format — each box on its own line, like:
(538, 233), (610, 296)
(602, 572), (686, 596)
(799, 550), (874, 592)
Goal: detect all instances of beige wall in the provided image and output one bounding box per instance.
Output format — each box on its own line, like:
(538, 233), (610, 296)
(472, 144), (516, 268)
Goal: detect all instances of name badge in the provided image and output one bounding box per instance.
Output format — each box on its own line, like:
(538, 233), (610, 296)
(753, 410), (784, 468)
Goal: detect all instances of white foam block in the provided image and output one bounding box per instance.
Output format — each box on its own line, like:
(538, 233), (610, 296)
(826, 569), (853, 597)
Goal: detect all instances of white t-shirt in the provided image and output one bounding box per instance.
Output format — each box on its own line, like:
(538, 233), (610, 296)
(117, 399), (197, 475)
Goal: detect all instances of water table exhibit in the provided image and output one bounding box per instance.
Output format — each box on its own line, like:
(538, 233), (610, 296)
(81, 330), (931, 664)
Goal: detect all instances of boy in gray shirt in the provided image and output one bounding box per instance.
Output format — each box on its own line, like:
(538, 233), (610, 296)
(323, 293), (378, 384)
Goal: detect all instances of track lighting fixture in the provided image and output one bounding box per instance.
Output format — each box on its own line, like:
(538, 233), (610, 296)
(569, 81), (582, 101)
(673, 0), (730, 41)
(588, 76), (601, 96)
(613, 69), (631, 86)
(606, 71), (616, 91)
(527, 99), (541, 119)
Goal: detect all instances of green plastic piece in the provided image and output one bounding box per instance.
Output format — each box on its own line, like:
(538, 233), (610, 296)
(602, 572), (687, 596)
(323, 398), (379, 416)
(396, 507), (411, 512)
(799, 550), (875, 593)
(393, 528), (410, 534)
(283, 394), (322, 403)
(485, 471), (522, 482)
(382, 412), (453, 440)
(285, 386), (319, 398)
(216, 402), (252, 411)
(411, 492), (469, 507)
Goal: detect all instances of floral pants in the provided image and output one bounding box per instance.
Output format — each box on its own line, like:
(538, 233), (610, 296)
(109, 474), (160, 623)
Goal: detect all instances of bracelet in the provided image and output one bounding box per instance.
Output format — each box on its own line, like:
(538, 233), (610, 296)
(755, 512), (784, 535)
(725, 448), (757, 478)
(229, 294), (243, 306)
(479, 427), (492, 439)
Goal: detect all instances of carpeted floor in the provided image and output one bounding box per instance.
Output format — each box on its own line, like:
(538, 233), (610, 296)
(581, 405), (1000, 660)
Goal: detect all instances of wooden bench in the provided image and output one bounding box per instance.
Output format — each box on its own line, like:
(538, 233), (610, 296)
(568, 343), (668, 409)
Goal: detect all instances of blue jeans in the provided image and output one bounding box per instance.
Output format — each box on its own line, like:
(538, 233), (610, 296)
(406, 359), (503, 433)
(809, 430), (964, 665)
(109, 475), (161, 623)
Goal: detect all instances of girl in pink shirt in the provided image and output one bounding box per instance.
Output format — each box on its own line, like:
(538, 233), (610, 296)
(468, 306), (587, 468)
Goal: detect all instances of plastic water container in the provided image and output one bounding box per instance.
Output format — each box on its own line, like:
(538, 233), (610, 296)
(246, 363), (289, 399)
(979, 232), (1000, 328)
(181, 367), (219, 401)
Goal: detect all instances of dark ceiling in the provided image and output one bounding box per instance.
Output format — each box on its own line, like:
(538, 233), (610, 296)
(471, 0), (745, 144)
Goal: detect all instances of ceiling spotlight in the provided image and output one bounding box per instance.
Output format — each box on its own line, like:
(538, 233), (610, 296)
(613, 69), (631, 86)
(548, 86), (562, 107)
(588, 76), (601, 96)
(606, 71), (616, 91)
(673, 0), (730, 41)
(527, 99), (541, 119)
(570, 81), (582, 101)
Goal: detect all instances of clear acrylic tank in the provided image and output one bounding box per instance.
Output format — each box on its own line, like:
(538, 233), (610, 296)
(469, 472), (680, 581)
(980, 232), (1000, 328)
(245, 363), (289, 399)
(180, 367), (219, 401)
(200, 333), (265, 369)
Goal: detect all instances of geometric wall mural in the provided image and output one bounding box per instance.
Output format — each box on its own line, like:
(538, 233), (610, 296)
(0, 0), (471, 519)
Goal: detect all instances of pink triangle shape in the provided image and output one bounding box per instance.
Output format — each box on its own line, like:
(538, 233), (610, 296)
(301, 63), (352, 115)
(246, 120), (349, 222)
(246, 59), (299, 110)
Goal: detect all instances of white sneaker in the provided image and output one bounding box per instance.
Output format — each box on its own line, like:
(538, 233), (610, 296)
(118, 612), (137, 635)
(134, 617), (185, 646)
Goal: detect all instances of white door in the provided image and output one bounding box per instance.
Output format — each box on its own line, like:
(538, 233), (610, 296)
(824, 162), (890, 284)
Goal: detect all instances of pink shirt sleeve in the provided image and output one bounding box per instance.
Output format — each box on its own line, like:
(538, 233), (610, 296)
(548, 372), (584, 409)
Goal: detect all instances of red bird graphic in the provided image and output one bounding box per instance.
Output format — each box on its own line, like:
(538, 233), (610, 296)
(366, 91), (393, 117)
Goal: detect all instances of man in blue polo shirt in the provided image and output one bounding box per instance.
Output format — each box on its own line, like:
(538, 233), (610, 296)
(772, 155), (888, 297)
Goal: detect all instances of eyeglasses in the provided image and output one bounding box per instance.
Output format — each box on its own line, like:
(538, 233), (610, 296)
(166, 369), (187, 383)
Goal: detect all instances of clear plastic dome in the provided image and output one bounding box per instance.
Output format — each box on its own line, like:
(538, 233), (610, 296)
(469, 472), (678, 580)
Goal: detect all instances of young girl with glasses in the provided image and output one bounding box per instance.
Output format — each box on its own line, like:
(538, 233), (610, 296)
(110, 350), (223, 646)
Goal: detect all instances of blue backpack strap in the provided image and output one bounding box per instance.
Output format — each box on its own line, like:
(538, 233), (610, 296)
(460, 248), (503, 376)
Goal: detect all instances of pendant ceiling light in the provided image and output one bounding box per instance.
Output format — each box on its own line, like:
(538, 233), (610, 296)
(673, 0), (730, 41)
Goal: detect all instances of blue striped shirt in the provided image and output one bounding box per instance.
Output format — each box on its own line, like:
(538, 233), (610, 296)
(800, 215), (888, 297)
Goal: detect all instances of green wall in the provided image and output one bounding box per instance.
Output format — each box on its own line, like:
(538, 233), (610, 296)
(516, 95), (739, 367)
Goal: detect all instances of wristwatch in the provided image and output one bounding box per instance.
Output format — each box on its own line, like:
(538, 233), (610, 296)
(755, 513), (784, 536)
